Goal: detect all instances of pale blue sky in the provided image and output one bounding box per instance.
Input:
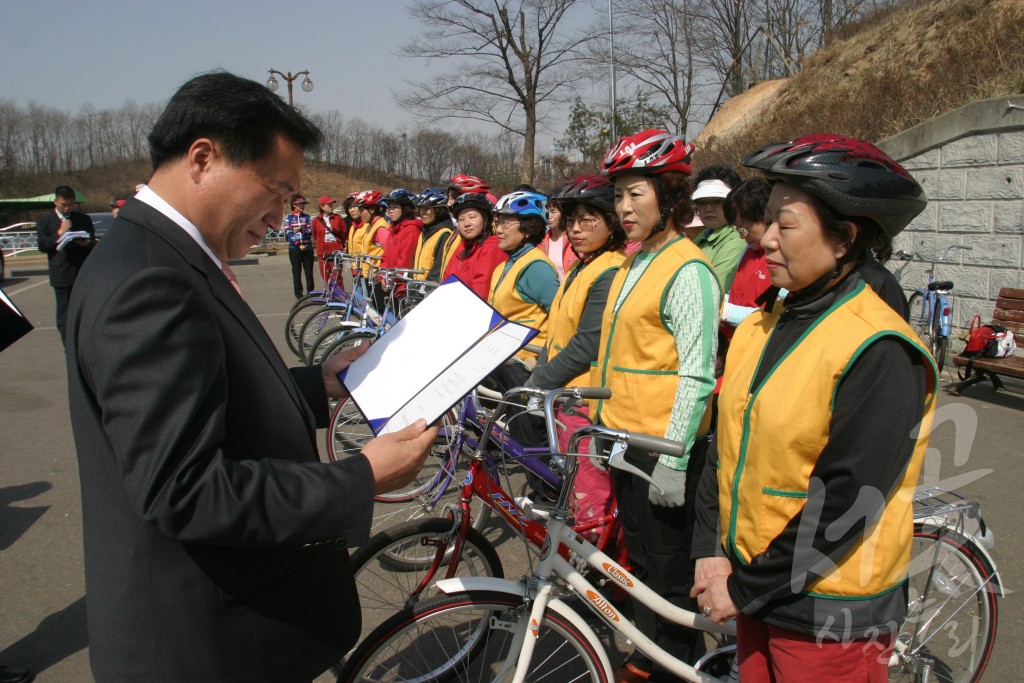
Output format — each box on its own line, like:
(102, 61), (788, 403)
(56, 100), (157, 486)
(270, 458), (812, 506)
(0, 0), (608, 148)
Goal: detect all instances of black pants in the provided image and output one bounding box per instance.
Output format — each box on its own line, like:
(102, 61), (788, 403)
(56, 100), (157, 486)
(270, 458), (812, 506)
(289, 248), (314, 297)
(53, 286), (72, 345)
(611, 436), (709, 681)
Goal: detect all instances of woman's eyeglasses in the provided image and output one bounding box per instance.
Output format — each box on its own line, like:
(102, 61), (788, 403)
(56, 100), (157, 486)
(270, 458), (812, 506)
(570, 216), (600, 230)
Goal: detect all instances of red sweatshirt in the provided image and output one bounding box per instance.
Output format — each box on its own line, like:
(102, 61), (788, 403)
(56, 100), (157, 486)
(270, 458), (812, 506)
(381, 217), (423, 270)
(442, 235), (509, 300)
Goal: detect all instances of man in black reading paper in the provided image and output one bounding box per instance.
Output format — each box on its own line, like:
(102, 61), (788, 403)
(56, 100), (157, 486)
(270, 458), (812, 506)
(35, 185), (94, 344)
(64, 71), (438, 682)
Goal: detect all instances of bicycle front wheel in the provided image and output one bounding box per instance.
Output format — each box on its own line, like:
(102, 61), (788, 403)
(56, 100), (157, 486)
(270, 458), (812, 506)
(350, 518), (504, 650)
(889, 525), (999, 683)
(339, 591), (610, 683)
(930, 302), (948, 373)
(908, 292), (932, 347)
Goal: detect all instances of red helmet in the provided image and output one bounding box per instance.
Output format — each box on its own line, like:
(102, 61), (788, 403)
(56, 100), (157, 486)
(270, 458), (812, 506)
(446, 174), (490, 194)
(354, 190), (383, 208)
(603, 129), (695, 177)
(741, 133), (927, 237)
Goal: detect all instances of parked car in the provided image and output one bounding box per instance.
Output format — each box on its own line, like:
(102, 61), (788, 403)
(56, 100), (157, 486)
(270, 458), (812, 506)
(87, 212), (115, 240)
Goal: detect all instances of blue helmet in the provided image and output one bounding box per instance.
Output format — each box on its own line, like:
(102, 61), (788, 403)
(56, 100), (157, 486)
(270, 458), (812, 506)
(415, 187), (448, 207)
(385, 188), (417, 208)
(494, 191), (548, 221)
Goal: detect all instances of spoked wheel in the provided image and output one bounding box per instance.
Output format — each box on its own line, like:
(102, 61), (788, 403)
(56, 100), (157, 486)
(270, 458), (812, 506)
(284, 297), (326, 358)
(327, 398), (491, 535)
(908, 293), (934, 352)
(348, 518), (504, 653)
(889, 525), (999, 682)
(338, 591), (610, 683)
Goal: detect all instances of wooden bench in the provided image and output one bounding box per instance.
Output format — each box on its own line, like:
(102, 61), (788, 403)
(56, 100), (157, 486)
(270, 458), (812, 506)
(948, 287), (1024, 393)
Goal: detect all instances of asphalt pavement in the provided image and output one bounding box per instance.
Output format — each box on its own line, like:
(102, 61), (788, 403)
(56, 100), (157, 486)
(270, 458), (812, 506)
(1, 254), (1021, 681)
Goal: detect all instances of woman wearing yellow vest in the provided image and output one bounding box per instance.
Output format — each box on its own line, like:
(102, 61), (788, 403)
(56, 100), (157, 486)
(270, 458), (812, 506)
(595, 130), (722, 683)
(486, 190), (560, 446)
(526, 175), (627, 542)
(690, 135), (937, 683)
(411, 187), (454, 282)
(360, 189), (391, 278)
(489, 190), (560, 354)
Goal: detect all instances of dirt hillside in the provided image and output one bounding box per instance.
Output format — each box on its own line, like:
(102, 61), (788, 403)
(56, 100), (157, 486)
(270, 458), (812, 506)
(695, 0), (1024, 166)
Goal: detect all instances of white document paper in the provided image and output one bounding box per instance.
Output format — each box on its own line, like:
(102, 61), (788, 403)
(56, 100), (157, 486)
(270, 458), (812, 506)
(339, 277), (538, 435)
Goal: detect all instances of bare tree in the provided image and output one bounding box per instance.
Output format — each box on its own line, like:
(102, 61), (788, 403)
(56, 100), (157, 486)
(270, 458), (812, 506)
(410, 128), (458, 183)
(396, 0), (599, 184)
(607, 0), (701, 136)
(694, 0), (756, 99)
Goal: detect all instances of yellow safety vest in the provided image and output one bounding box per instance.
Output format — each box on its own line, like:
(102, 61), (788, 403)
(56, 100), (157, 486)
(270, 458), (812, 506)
(439, 232), (463, 276)
(413, 225), (453, 280)
(591, 237), (715, 435)
(361, 216), (389, 277)
(545, 250), (626, 387)
(489, 246), (556, 360)
(717, 282), (937, 598)
(348, 221), (367, 257)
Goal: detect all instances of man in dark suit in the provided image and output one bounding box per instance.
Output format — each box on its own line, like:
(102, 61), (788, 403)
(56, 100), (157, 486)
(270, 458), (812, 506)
(35, 185), (94, 343)
(65, 72), (438, 682)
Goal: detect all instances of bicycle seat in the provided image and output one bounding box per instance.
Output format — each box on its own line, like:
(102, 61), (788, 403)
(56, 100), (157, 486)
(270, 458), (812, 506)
(928, 281), (954, 291)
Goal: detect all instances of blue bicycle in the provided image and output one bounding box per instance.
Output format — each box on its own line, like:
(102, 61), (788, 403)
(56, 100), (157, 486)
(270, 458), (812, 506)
(899, 245), (972, 373)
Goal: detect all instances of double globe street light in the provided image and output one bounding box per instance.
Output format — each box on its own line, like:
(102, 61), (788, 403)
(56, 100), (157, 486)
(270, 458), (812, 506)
(266, 69), (313, 108)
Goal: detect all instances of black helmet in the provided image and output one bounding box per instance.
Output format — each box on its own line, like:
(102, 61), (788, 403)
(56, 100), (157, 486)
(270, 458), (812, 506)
(559, 174), (615, 215)
(451, 192), (493, 219)
(741, 133), (927, 237)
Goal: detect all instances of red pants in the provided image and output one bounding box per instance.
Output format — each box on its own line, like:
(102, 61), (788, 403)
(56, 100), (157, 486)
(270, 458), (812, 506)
(737, 613), (894, 683)
(556, 406), (614, 544)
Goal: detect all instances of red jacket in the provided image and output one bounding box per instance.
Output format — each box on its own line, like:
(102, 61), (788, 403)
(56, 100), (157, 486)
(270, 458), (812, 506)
(311, 213), (348, 259)
(728, 247), (771, 308)
(443, 235), (508, 300)
(381, 218), (423, 270)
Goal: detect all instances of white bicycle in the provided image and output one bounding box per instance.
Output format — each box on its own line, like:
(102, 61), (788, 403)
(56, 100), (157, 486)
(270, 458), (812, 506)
(338, 388), (1002, 683)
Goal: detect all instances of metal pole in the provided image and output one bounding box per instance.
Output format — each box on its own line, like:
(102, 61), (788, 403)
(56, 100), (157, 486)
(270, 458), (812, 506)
(608, 0), (617, 142)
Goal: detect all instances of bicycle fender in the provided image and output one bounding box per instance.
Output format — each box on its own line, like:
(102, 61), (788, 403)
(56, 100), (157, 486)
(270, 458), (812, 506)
(435, 577), (525, 596)
(916, 522), (1005, 598)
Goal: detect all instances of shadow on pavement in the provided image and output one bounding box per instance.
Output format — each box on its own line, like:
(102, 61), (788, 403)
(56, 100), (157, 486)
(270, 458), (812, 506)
(0, 597), (87, 675)
(0, 482), (52, 551)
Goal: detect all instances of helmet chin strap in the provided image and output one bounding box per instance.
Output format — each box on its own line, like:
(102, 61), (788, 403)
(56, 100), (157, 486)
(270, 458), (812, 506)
(650, 184), (684, 237)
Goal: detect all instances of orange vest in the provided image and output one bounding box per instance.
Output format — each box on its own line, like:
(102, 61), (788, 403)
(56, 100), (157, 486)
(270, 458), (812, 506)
(718, 283), (937, 597)
(489, 246), (557, 360)
(545, 250), (626, 387)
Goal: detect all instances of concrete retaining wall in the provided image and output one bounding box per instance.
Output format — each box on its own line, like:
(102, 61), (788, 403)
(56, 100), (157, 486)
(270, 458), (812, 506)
(879, 96), (1024, 349)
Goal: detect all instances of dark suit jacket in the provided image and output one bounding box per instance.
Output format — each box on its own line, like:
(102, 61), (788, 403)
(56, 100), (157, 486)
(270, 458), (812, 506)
(36, 209), (95, 287)
(66, 198), (375, 682)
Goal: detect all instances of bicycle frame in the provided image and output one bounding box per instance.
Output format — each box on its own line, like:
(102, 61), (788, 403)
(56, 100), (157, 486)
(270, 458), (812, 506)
(425, 414), (1002, 683)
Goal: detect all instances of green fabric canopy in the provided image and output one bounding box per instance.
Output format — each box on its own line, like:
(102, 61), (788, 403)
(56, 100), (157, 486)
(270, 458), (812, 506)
(0, 190), (88, 214)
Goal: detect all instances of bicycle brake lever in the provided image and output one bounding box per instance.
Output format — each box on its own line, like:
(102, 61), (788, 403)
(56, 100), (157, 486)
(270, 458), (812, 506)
(606, 442), (665, 495)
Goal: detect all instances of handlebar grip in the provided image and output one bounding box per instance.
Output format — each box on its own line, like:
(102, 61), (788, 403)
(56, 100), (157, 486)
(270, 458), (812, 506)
(573, 387), (611, 401)
(626, 431), (685, 458)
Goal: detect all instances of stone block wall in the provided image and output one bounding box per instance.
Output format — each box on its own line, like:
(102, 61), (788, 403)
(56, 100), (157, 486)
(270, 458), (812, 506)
(880, 98), (1024, 352)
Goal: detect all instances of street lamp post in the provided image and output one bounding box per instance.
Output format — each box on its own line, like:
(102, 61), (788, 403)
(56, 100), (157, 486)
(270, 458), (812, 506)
(265, 69), (314, 107)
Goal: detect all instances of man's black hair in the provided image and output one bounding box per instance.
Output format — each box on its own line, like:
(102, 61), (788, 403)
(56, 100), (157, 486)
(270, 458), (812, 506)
(694, 164), (742, 191)
(54, 185), (76, 200)
(148, 71), (323, 170)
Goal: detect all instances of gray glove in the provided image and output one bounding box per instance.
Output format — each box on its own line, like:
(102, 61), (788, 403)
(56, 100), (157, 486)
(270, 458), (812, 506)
(648, 462), (687, 507)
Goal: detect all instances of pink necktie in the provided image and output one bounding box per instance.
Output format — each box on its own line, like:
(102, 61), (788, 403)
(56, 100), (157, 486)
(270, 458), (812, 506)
(222, 263), (243, 299)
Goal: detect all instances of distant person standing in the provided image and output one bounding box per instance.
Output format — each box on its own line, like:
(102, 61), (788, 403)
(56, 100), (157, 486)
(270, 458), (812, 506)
(311, 195), (347, 283)
(36, 185), (95, 343)
(285, 194), (314, 298)
(110, 198), (126, 219)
